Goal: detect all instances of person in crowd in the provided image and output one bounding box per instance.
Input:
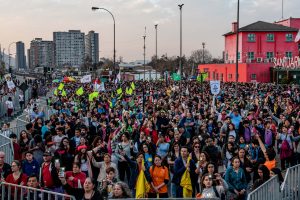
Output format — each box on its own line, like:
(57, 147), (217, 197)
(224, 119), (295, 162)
(167, 142), (181, 197)
(65, 162), (86, 189)
(238, 148), (253, 184)
(18, 130), (31, 159)
(197, 173), (227, 199)
(156, 133), (170, 164)
(115, 131), (138, 182)
(5, 160), (28, 198)
(54, 137), (74, 171)
(225, 157), (247, 200)
(0, 151), (11, 179)
(28, 134), (45, 165)
(39, 151), (62, 192)
(148, 155), (169, 198)
(91, 151), (118, 185)
(5, 97), (14, 118)
(9, 133), (22, 161)
(74, 145), (92, 178)
(25, 174), (44, 200)
(252, 164), (270, 190)
(22, 151), (40, 176)
(60, 176), (103, 200)
(173, 146), (197, 198)
(270, 168), (284, 185)
(111, 182), (132, 199)
(99, 167), (118, 199)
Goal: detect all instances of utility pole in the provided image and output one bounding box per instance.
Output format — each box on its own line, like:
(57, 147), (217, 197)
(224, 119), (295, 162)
(235, 0), (240, 98)
(178, 4), (184, 78)
(155, 24), (158, 80)
(143, 27), (146, 81)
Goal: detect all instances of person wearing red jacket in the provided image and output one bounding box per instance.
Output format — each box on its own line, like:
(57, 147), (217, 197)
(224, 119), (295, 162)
(140, 119), (158, 144)
(65, 162), (86, 188)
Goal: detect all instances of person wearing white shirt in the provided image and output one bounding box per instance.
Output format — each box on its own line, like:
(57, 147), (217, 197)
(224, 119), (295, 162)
(5, 97), (14, 118)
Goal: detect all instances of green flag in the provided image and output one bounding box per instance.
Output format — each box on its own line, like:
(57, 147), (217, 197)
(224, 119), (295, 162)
(61, 90), (67, 97)
(197, 73), (208, 82)
(117, 88), (122, 95)
(130, 82), (135, 90)
(171, 73), (181, 81)
(202, 73), (208, 81)
(58, 83), (64, 90)
(89, 92), (99, 101)
(126, 87), (133, 95)
(54, 89), (58, 96)
(76, 87), (84, 96)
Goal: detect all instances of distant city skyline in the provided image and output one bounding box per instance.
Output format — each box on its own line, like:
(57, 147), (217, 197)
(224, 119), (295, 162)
(0, 0), (299, 62)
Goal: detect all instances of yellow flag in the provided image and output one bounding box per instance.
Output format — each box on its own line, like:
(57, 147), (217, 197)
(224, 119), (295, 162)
(54, 89), (58, 96)
(130, 82), (135, 90)
(88, 92), (99, 101)
(135, 160), (150, 198)
(76, 87), (84, 96)
(126, 87), (133, 95)
(58, 83), (64, 90)
(61, 90), (67, 97)
(117, 88), (122, 95)
(180, 157), (193, 198)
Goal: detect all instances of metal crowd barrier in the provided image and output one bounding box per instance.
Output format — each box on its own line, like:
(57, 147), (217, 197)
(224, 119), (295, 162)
(0, 135), (14, 165)
(0, 182), (76, 200)
(247, 175), (281, 200)
(281, 164), (300, 200)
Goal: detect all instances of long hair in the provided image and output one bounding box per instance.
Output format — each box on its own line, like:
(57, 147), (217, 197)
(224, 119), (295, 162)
(113, 182), (132, 198)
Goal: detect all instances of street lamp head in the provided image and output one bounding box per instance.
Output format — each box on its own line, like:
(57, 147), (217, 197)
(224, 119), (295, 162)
(178, 4), (184, 9)
(202, 42), (205, 48)
(91, 7), (99, 11)
(155, 24), (158, 28)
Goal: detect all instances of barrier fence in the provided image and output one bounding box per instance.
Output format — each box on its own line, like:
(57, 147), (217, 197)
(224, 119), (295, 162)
(0, 182), (76, 200)
(0, 135), (14, 166)
(0, 87), (32, 120)
(281, 163), (300, 200)
(247, 175), (281, 200)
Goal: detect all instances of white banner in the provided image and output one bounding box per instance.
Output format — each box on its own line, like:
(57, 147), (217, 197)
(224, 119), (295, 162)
(210, 80), (220, 95)
(7, 80), (15, 89)
(80, 75), (92, 83)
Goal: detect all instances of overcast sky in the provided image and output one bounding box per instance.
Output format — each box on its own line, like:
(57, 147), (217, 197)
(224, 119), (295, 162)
(0, 0), (299, 62)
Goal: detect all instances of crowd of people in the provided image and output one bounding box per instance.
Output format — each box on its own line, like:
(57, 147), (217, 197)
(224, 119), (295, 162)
(0, 79), (300, 200)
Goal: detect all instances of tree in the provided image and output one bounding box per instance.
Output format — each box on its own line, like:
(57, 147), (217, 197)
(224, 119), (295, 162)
(0, 61), (6, 79)
(82, 56), (92, 72)
(189, 49), (212, 64)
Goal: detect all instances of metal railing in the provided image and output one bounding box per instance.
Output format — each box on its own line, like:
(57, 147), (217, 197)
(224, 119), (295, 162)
(0, 87), (31, 120)
(0, 135), (14, 165)
(0, 182), (76, 200)
(247, 175), (281, 200)
(281, 164), (300, 200)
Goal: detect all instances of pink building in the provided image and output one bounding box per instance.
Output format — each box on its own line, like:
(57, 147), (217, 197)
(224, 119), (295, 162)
(199, 18), (300, 83)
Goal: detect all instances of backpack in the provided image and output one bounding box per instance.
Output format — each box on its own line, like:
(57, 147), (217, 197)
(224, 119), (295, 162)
(280, 135), (293, 159)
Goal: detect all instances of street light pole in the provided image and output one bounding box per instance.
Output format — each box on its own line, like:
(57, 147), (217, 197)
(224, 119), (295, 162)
(143, 27), (146, 81)
(202, 42), (205, 64)
(178, 4), (184, 78)
(91, 7), (116, 77)
(8, 42), (16, 73)
(155, 24), (158, 80)
(235, 0), (240, 98)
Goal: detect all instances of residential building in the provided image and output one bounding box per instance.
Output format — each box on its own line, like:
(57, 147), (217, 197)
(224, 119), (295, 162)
(28, 38), (55, 69)
(85, 31), (99, 64)
(16, 41), (26, 69)
(199, 18), (300, 83)
(53, 30), (85, 67)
